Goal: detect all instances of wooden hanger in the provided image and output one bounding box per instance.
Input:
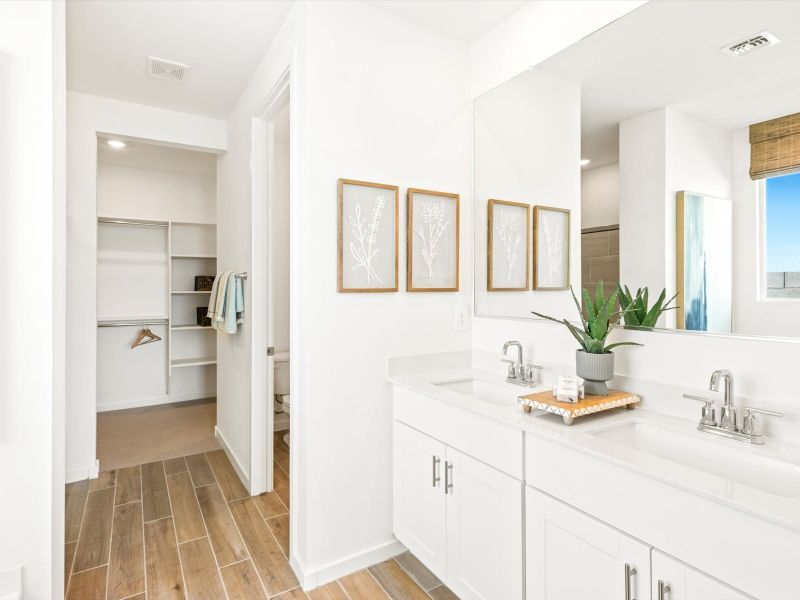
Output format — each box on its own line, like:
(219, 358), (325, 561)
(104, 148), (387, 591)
(131, 328), (162, 349)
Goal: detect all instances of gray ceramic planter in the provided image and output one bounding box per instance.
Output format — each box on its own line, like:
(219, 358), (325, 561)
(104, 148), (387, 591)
(576, 350), (614, 396)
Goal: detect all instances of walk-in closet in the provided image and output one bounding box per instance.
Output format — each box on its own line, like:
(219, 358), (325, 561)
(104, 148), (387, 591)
(95, 138), (220, 469)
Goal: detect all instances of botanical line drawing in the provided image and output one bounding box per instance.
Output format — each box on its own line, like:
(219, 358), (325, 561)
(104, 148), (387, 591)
(414, 198), (450, 285)
(495, 207), (522, 284)
(348, 195), (385, 284)
(541, 215), (565, 285)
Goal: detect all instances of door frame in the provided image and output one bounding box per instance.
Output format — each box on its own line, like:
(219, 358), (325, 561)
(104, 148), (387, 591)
(250, 70), (290, 494)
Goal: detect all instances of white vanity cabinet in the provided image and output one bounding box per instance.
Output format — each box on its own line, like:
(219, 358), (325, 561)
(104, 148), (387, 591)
(394, 423), (448, 580)
(393, 385), (524, 600)
(651, 551), (752, 600)
(526, 488), (650, 600)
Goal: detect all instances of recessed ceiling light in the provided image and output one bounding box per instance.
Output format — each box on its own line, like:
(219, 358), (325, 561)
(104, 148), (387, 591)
(107, 140), (126, 150)
(580, 159), (591, 166)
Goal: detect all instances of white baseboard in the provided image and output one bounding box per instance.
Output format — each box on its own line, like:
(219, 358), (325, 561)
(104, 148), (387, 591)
(97, 389), (216, 412)
(214, 426), (251, 491)
(295, 539), (406, 590)
(66, 459), (99, 484)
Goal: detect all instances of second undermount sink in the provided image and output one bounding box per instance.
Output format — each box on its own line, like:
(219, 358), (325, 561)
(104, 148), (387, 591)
(590, 420), (800, 498)
(433, 378), (523, 407)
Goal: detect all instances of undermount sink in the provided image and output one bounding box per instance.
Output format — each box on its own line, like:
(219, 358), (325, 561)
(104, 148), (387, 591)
(433, 378), (522, 407)
(590, 420), (800, 498)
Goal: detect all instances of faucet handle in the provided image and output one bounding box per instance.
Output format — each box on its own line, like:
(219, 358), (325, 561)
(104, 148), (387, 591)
(741, 407), (783, 436)
(682, 394), (717, 426)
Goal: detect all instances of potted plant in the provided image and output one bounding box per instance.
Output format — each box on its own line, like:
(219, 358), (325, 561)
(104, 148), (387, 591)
(532, 282), (640, 395)
(616, 283), (677, 328)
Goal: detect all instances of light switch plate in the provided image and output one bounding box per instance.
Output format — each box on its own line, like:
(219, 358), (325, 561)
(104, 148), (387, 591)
(454, 306), (469, 331)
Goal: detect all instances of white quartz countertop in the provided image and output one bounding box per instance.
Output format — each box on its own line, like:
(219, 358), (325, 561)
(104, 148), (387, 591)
(389, 365), (800, 533)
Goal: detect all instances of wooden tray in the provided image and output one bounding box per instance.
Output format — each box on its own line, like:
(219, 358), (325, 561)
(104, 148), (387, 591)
(518, 389), (640, 425)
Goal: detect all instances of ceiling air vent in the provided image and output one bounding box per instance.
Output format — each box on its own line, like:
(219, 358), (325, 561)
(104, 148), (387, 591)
(721, 31), (780, 57)
(147, 56), (189, 83)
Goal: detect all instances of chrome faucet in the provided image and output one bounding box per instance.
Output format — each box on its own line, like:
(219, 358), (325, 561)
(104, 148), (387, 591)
(501, 340), (540, 387)
(683, 369), (783, 445)
(710, 369), (736, 430)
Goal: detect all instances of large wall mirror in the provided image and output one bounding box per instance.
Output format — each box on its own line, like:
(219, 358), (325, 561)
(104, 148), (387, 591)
(474, 0), (800, 340)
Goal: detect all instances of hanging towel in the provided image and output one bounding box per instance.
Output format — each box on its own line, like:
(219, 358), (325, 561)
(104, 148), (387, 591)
(222, 272), (245, 334)
(211, 271), (231, 328)
(206, 272), (223, 320)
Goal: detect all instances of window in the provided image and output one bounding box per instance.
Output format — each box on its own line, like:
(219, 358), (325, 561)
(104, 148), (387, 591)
(764, 172), (800, 298)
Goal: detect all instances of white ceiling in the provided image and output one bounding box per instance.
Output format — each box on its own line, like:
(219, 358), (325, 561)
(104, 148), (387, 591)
(538, 0), (800, 168)
(66, 0), (292, 119)
(363, 0), (525, 41)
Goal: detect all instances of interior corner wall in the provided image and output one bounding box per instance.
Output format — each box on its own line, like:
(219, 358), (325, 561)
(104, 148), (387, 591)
(0, 1), (63, 598)
(296, 0), (472, 578)
(66, 92), (226, 482)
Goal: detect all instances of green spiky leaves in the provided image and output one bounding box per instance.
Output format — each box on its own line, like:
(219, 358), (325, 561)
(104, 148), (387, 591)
(531, 281), (643, 354)
(616, 283), (678, 328)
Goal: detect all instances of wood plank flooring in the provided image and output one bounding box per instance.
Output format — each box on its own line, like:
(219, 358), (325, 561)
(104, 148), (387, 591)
(66, 433), (457, 599)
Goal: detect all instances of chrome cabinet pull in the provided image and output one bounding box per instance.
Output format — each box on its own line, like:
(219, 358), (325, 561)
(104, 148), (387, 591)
(624, 563), (637, 600)
(657, 580), (671, 600)
(432, 456), (440, 487)
(444, 461), (454, 494)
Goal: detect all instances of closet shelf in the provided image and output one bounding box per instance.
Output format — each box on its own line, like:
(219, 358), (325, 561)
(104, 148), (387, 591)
(171, 290), (211, 294)
(171, 324), (214, 331)
(171, 357), (217, 368)
(171, 254), (217, 259)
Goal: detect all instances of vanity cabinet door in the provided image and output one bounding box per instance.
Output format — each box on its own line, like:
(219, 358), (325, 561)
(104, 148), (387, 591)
(394, 423), (448, 581)
(526, 488), (651, 600)
(445, 447), (523, 600)
(652, 550), (752, 600)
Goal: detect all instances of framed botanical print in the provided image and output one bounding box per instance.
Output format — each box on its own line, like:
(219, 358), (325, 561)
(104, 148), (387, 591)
(338, 178), (399, 292)
(407, 188), (460, 292)
(488, 199), (530, 291)
(533, 205), (570, 290)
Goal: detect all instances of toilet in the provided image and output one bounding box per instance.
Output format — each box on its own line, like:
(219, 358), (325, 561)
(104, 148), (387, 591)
(274, 352), (290, 446)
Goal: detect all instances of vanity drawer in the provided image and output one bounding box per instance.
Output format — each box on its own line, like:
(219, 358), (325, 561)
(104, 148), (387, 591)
(393, 387), (523, 479)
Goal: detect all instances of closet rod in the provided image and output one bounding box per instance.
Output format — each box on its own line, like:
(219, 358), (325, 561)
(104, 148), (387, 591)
(98, 217), (168, 228)
(98, 319), (169, 328)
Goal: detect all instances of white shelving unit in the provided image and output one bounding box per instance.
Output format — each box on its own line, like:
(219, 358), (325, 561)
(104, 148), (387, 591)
(168, 221), (217, 375)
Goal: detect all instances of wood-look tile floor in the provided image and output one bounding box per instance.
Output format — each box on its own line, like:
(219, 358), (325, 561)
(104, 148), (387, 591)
(66, 434), (458, 600)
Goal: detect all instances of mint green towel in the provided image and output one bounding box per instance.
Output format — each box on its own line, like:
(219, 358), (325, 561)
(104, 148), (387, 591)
(222, 272), (244, 334)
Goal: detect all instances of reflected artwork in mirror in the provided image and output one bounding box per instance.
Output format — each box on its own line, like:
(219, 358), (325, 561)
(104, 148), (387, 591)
(473, 0), (800, 341)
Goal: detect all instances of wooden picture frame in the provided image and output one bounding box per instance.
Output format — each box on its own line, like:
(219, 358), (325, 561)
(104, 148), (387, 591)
(487, 199), (530, 291)
(407, 188), (460, 292)
(533, 205), (571, 291)
(337, 178), (399, 293)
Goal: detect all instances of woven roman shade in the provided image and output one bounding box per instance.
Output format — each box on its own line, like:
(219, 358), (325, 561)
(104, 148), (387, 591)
(750, 112), (800, 180)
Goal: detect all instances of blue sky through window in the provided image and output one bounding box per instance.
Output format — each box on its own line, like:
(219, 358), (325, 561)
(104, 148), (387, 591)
(766, 172), (800, 273)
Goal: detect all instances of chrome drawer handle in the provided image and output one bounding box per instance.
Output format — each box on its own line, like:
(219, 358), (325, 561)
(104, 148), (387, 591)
(658, 580), (671, 600)
(624, 563), (637, 600)
(432, 456), (440, 487)
(445, 461), (453, 494)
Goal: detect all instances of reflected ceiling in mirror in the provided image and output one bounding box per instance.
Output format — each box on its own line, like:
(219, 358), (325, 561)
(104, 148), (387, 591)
(473, 0), (800, 340)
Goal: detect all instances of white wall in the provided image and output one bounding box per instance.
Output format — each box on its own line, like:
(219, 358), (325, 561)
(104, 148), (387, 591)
(581, 162), (619, 229)
(473, 67), (580, 319)
(299, 1), (473, 578)
(0, 2), (65, 598)
(97, 153), (216, 223)
(619, 108), (667, 298)
(274, 110), (290, 354)
(66, 92), (226, 482)
(469, 0), (646, 98)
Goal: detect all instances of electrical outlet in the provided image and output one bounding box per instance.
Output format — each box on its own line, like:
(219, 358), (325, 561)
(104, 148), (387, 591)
(454, 306), (469, 331)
